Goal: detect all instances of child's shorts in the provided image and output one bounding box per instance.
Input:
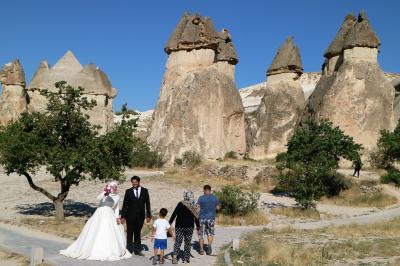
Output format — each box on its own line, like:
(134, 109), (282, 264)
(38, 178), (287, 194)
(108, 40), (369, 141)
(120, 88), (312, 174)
(154, 238), (167, 250)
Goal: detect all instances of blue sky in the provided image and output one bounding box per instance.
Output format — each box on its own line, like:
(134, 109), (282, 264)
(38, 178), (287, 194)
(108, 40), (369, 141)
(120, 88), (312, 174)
(1, 1), (399, 111)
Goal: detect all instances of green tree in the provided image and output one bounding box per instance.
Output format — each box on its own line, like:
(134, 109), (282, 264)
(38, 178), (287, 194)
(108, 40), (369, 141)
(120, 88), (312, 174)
(0, 81), (137, 221)
(276, 119), (362, 209)
(376, 121), (400, 185)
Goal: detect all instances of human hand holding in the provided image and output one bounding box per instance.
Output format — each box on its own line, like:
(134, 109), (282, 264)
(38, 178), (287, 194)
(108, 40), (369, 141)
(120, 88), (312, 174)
(120, 218), (126, 224)
(146, 217), (151, 223)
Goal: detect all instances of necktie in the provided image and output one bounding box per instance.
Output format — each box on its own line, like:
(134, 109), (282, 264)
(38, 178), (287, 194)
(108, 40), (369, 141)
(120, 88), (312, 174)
(135, 188), (139, 199)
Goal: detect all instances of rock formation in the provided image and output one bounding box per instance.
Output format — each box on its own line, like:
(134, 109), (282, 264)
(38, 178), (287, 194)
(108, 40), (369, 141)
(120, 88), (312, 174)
(246, 37), (305, 160)
(28, 51), (117, 134)
(148, 12), (246, 163)
(0, 59), (28, 125)
(305, 12), (395, 152)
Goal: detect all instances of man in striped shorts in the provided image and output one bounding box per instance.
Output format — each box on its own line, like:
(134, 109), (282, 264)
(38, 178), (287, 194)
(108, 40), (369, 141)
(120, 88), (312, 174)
(197, 185), (220, 255)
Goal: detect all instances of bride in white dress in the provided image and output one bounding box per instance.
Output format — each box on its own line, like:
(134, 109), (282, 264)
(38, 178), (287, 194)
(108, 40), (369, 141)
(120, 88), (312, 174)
(60, 182), (131, 261)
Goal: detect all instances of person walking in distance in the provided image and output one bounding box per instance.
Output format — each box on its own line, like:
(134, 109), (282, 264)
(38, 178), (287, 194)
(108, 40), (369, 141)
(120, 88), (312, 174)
(198, 185), (220, 255)
(121, 176), (151, 256)
(353, 159), (362, 178)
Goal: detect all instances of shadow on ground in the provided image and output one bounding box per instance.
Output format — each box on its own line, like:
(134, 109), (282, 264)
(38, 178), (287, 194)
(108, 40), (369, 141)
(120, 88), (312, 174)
(16, 200), (96, 217)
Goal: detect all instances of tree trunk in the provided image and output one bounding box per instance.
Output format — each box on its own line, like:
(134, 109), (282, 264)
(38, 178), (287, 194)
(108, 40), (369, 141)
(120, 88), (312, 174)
(54, 199), (65, 222)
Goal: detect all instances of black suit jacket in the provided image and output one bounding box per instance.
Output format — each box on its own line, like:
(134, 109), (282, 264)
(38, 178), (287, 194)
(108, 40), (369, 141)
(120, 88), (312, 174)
(121, 187), (151, 221)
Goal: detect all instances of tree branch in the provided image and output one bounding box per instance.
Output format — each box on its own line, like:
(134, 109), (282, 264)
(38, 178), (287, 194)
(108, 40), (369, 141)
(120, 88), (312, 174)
(22, 172), (56, 201)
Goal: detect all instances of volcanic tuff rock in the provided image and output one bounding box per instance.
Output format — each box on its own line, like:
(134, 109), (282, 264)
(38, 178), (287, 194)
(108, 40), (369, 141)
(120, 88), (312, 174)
(246, 37), (305, 160)
(267, 36), (303, 76)
(148, 12), (246, 163)
(27, 51), (117, 134)
(305, 12), (395, 152)
(0, 60), (28, 125)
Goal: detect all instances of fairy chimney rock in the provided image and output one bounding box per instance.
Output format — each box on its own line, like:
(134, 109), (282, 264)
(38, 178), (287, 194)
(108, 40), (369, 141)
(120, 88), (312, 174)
(149, 12), (246, 163)
(246, 37), (305, 160)
(304, 11), (395, 153)
(27, 51), (116, 133)
(0, 59), (28, 125)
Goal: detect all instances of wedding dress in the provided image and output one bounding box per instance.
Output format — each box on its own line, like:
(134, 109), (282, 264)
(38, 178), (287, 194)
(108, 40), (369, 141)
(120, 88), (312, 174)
(60, 193), (131, 261)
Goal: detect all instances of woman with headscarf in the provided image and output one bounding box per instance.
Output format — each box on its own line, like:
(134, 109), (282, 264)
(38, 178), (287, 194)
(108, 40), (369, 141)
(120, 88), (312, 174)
(169, 190), (200, 264)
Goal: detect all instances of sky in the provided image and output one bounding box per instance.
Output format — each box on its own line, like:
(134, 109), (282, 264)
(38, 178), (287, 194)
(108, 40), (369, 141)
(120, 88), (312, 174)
(1, 0), (399, 111)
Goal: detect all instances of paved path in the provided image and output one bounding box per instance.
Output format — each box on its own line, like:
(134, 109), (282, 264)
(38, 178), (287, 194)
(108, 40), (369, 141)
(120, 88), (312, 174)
(0, 223), (257, 266)
(3, 201), (400, 266)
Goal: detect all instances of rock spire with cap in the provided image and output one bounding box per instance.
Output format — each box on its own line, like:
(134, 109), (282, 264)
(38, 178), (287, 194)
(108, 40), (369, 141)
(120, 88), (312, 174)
(267, 36), (303, 76)
(324, 13), (357, 59)
(164, 12), (239, 65)
(344, 11), (380, 50)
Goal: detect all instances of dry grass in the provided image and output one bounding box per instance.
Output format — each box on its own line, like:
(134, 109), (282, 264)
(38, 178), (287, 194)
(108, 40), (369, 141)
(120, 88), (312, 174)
(216, 211), (269, 226)
(0, 249), (52, 266)
(321, 185), (397, 207)
(270, 207), (322, 220)
(18, 216), (153, 240)
(320, 217), (400, 238)
(230, 218), (400, 265)
(156, 168), (243, 190)
(231, 238), (329, 266)
(19, 217), (87, 239)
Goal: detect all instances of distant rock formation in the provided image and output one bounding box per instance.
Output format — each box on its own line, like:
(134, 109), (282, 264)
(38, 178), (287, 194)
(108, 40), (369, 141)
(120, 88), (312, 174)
(304, 12), (395, 152)
(114, 109), (154, 140)
(27, 51), (117, 134)
(148, 12), (246, 163)
(0, 59), (28, 125)
(246, 37), (305, 159)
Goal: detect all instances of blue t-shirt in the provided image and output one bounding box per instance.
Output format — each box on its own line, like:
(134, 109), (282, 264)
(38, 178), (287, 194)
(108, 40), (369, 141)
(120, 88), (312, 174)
(198, 194), (220, 220)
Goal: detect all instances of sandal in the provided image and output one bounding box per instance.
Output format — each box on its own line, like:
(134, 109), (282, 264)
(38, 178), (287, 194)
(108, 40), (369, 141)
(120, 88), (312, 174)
(200, 250), (205, 255)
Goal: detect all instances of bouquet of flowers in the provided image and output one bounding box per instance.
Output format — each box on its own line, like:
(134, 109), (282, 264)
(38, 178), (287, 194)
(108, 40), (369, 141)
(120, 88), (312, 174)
(103, 183), (112, 194)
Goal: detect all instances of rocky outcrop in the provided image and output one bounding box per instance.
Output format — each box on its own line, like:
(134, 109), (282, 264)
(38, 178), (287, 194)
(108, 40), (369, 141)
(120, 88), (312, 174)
(239, 72), (399, 113)
(246, 37), (305, 160)
(114, 109), (154, 140)
(27, 51), (117, 134)
(305, 12), (395, 152)
(0, 60), (28, 125)
(148, 12), (246, 163)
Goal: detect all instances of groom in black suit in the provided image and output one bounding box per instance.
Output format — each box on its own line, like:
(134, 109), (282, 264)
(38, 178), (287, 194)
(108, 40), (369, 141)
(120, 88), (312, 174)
(121, 176), (151, 255)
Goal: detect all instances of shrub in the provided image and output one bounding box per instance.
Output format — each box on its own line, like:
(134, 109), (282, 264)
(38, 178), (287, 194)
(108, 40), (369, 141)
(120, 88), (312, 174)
(224, 151), (238, 160)
(381, 169), (400, 186)
(277, 119), (362, 209)
(368, 148), (390, 169)
(215, 185), (260, 216)
(129, 137), (164, 168)
(174, 157), (183, 166)
(181, 150), (202, 169)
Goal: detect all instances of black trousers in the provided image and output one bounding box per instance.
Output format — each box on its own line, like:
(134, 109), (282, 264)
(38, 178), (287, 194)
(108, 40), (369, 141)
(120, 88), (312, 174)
(127, 217), (144, 252)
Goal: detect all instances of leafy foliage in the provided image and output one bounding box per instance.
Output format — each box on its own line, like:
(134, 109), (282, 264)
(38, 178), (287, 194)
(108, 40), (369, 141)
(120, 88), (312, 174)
(374, 121), (400, 169)
(129, 137), (164, 168)
(0, 81), (137, 220)
(381, 169), (400, 186)
(276, 119), (362, 209)
(224, 151), (238, 160)
(215, 185), (260, 216)
(178, 150), (202, 169)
